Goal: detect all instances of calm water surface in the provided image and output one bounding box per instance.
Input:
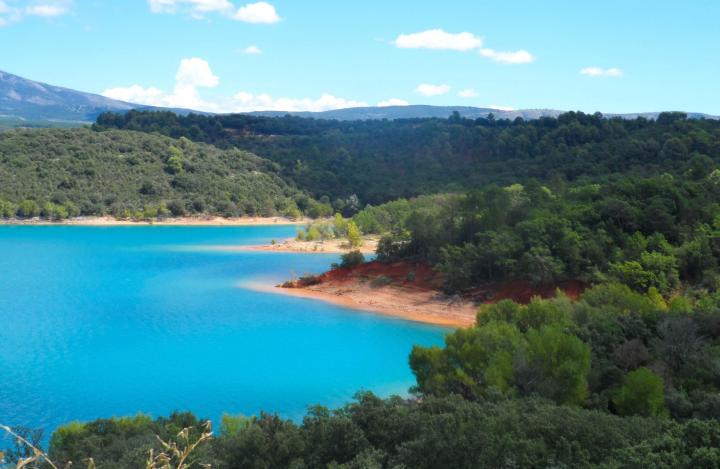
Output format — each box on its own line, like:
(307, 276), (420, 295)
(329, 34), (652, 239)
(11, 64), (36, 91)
(0, 225), (446, 438)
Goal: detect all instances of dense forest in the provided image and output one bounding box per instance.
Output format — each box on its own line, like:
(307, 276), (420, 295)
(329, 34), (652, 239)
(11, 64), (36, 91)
(349, 169), (720, 297)
(0, 128), (332, 220)
(94, 110), (720, 206)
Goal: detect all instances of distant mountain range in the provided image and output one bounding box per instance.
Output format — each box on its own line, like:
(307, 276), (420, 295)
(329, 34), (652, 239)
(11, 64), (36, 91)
(0, 70), (199, 128)
(1, 69), (718, 127)
(247, 106), (720, 121)
(0, 70), (137, 125)
(247, 106), (565, 121)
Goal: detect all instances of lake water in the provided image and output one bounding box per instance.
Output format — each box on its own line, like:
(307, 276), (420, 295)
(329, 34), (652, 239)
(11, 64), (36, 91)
(0, 225), (446, 440)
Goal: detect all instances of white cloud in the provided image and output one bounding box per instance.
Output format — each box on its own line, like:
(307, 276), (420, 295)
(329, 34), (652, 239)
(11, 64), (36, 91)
(231, 92), (366, 112)
(102, 85), (167, 105)
(102, 58), (366, 113)
(148, 0), (232, 14)
(175, 57), (219, 87)
(580, 66), (623, 77)
(233, 1), (279, 23)
(394, 29), (482, 51)
(393, 29), (534, 66)
(479, 48), (535, 64)
(377, 98), (409, 107)
(242, 45), (262, 54)
(103, 58), (220, 110)
(147, 0), (279, 23)
(458, 88), (478, 98)
(487, 104), (515, 111)
(25, 3), (69, 16)
(415, 83), (451, 97)
(0, 0), (70, 25)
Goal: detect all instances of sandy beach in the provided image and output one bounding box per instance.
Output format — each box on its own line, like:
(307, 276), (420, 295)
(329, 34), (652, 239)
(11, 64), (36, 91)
(235, 236), (379, 254)
(0, 216), (308, 226)
(244, 260), (587, 328)
(243, 261), (478, 327)
(247, 280), (476, 327)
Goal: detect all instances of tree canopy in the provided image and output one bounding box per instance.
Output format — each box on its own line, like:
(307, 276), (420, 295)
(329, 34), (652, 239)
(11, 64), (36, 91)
(0, 128), (318, 219)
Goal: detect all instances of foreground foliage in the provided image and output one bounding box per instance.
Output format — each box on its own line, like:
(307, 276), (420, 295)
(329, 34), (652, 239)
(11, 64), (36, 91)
(4, 393), (719, 468)
(412, 284), (720, 419)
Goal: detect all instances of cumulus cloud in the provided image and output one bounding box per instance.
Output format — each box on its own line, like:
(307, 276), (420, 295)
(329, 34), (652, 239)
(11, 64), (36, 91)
(102, 58), (367, 113)
(233, 1), (278, 23)
(394, 29), (482, 51)
(458, 88), (478, 98)
(241, 45), (262, 54)
(231, 92), (366, 112)
(175, 57), (219, 87)
(393, 28), (535, 66)
(147, 0), (279, 23)
(479, 48), (535, 64)
(580, 67), (623, 77)
(103, 57), (220, 110)
(377, 98), (409, 107)
(102, 85), (167, 105)
(415, 83), (451, 97)
(0, 0), (71, 26)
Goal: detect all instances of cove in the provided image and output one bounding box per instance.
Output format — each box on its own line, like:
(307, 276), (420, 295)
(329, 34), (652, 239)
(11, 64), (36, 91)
(0, 225), (446, 437)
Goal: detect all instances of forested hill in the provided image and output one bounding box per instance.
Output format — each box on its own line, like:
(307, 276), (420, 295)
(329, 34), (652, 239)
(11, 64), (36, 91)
(95, 110), (720, 205)
(353, 168), (720, 295)
(0, 128), (315, 219)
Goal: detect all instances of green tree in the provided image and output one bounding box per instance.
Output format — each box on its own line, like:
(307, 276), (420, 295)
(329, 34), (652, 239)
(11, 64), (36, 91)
(518, 326), (591, 406)
(520, 246), (564, 285)
(347, 221), (362, 248)
(166, 145), (184, 174)
(0, 199), (16, 218)
(337, 250), (365, 269)
(613, 367), (667, 417)
(334, 213), (349, 237)
(16, 199), (40, 218)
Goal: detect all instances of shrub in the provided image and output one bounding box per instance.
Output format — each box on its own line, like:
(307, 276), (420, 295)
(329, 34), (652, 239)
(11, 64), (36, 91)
(334, 250), (365, 269)
(613, 367), (667, 417)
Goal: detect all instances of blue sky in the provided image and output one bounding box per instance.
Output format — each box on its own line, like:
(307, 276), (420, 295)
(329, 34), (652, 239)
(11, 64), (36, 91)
(2, 0), (719, 113)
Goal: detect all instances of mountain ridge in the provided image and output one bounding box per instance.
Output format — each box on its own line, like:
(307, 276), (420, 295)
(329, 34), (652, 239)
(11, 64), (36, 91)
(246, 104), (720, 121)
(0, 70), (203, 127)
(0, 70), (137, 124)
(2, 69), (718, 126)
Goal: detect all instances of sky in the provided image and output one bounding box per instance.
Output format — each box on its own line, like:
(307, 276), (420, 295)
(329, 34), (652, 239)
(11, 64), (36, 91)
(1, 0), (719, 114)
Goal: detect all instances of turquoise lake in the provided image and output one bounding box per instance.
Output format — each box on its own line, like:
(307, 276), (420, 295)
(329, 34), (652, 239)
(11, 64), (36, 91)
(0, 226), (446, 438)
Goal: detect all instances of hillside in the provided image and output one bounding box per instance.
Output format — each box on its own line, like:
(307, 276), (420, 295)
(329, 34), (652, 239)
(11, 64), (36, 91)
(95, 110), (720, 206)
(0, 128), (310, 219)
(352, 170), (720, 294)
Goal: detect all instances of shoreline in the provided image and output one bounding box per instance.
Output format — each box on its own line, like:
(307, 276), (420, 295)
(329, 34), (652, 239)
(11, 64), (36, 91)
(242, 261), (585, 329)
(0, 216), (308, 226)
(229, 236), (379, 254)
(243, 280), (476, 328)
